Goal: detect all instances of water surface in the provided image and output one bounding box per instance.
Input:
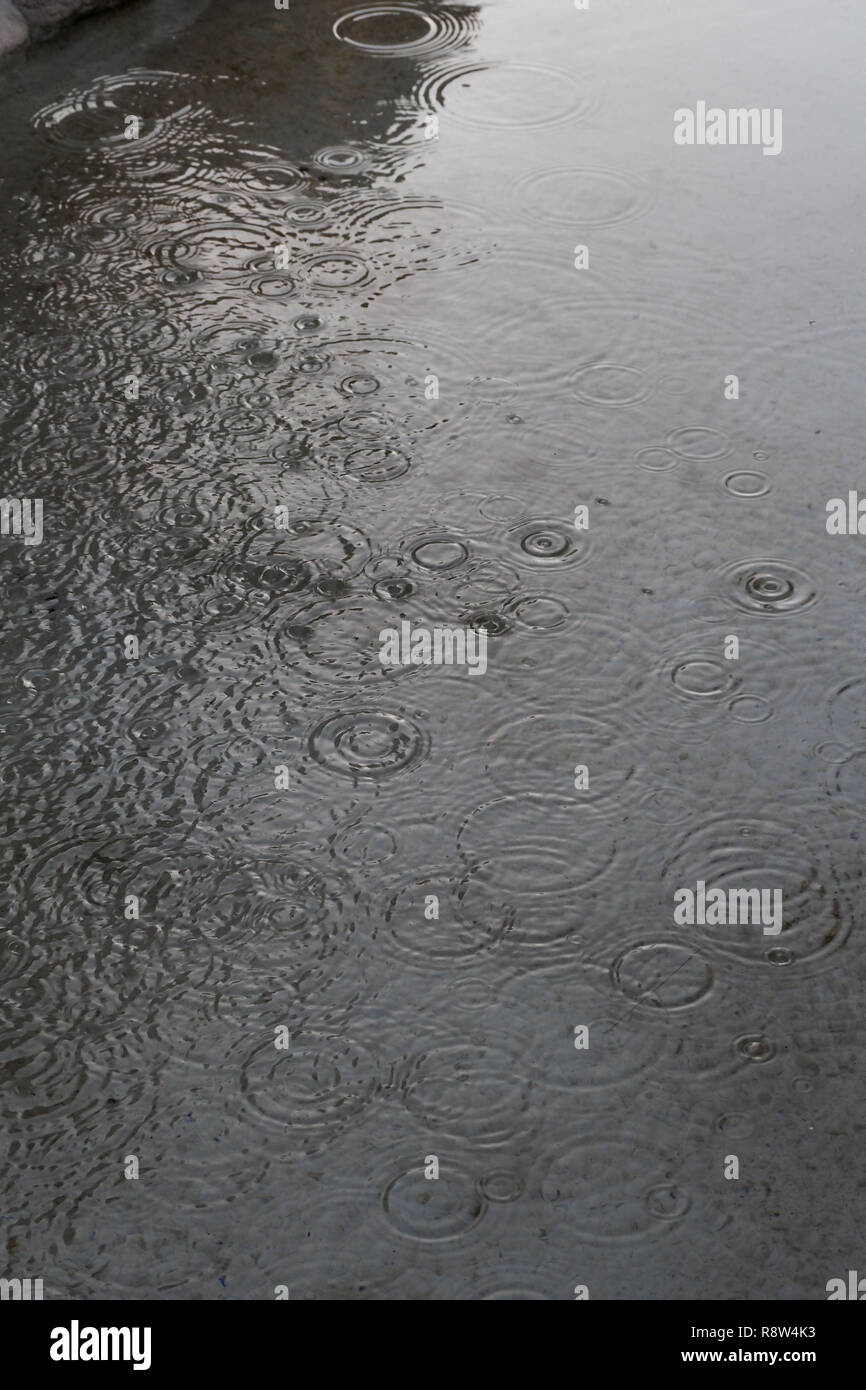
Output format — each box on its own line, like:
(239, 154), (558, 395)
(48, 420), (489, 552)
(1, 0), (864, 1299)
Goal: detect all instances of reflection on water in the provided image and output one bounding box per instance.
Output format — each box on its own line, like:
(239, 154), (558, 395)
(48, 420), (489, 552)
(1, 0), (865, 1299)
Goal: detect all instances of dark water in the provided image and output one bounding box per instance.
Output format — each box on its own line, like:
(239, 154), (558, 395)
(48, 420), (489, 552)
(1, 0), (865, 1299)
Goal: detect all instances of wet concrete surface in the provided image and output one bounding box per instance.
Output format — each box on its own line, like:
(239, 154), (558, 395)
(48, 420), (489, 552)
(1, 0), (865, 1299)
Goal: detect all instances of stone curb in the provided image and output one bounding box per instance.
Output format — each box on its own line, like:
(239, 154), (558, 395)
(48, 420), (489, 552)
(0, 0), (130, 57)
(0, 0), (28, 55)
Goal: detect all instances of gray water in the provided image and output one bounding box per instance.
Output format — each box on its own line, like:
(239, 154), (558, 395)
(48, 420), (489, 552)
(1, 0), (865, 1300)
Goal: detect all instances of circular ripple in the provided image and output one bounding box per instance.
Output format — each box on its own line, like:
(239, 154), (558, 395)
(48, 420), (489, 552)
(570, 363), (653, 407)
(330, 820), (397, 866)
(537, 1130), (690, 1244)
(239, 1029), (378, 1149)
(766, 946), (796, 967)
(719, 559), (817, 616)
(344, 444), (411, 482)
(248, 271), (296, 298)
(339, 409), (392, 437)
(308, 709), (428, 780)
(403, 1035), (533, 1148)
(733, 1033), (776, 1063)
(483, 712), (635, 806)
(832, 752), (866, 811)
(408, 534), (470, 572)
(0, 1028), (97, 1138)
(458, 793), (616, 899)
(237, 158), (306, 194)
(19, 830), (192, 920)
(23, 330), (110, 382)
(611, 940), (715, 1012)
(313, 144), (367, 173)
(516, 166), (650, 228)
(667, 426), (733, 460)
(671, 653), (740, 701)
(284, 199), (332, 229)
(429, 491), (516, 535)
(295, 313), (324, 333)
(239, 514), (370, 585)
(460, 607), (512, 637)
(815, 740), (851, 764)
(464, 298), (734, 406)
(304, 251), (370, 288)
(644, 1183), (692, 1222)
(506, 970), (667, 1094)
(333, 6), (478, 56)
(505, 593), (572, 633)
(31, 70), (201, 151)
(718, 1112), (755, 1139)
(421, 62), (592, 131)
(171, 852), (357, 985)
(277, 595), (424, 689)
(508, 518), (590, 568)
(636, 447), (677, 472)
(661, 813), (853, 975)
(231, 1190), (406, 1300)
(146, 220), (274, 276)
(639, 629), (784, 743)
(341, 372), (380, 396)
(724, 470), (772, 498)
(296, 327), (476, 420)
(478, 1170), (525, 1204)
(827, 676), (866, 743)
(449, 558), (521, 606)
(381, 1161), (487, 1243)
(499, 610), (649, 712)
(450, 977), (500, 1012)
(638, 784), (705, 826)
(373, 574), (415, 601)
(335, 192), (488, 277)
(382, 871), (508, 970)
(729, 694), (773, 723)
